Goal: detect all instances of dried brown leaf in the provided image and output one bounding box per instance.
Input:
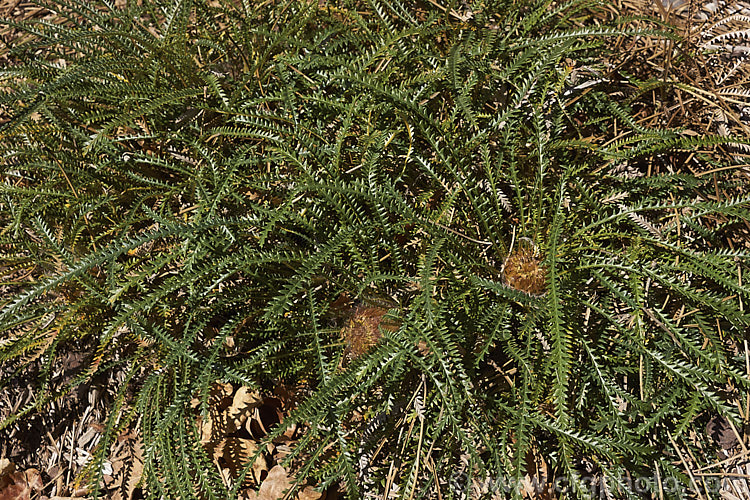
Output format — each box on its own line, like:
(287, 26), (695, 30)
(0, 468), (42, 500)
(241, 465), (291, 500)
(297, 486), (324, 500)
(222, 437), (268, 484)
(227, 386), (262, 434)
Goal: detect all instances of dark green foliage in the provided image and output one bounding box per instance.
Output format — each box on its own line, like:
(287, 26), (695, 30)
(1, 0), (749, 497)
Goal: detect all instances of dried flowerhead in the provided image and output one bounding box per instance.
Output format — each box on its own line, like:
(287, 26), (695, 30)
(341, 306), (387, 360)
(340, 298), (400, 362)
(502, 237), (547, 296)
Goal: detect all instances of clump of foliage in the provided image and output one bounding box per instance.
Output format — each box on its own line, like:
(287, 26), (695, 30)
(1, 0), (749, 497)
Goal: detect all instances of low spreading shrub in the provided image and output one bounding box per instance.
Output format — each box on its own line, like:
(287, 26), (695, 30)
(1, 0), (749, 497)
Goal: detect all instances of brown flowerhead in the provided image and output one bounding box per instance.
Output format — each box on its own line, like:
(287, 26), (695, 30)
(502, 238), (547, 296)
(341, 305), (397, 361)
